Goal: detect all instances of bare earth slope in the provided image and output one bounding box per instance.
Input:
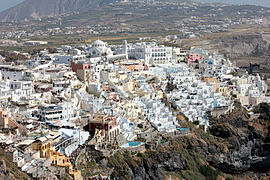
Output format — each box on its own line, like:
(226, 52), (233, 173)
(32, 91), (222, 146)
(0, 0), (105, 22)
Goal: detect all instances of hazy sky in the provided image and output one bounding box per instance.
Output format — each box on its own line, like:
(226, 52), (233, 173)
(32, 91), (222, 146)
(0, 0), (23, 12)
(0, 0), (270, 13)
(194, 0), (270, 7)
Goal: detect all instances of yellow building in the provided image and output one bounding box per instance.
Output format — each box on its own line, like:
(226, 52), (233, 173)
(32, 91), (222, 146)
(33, 134), (83, 180)
(203, 76), (219, 84)
(123, 81), (135, 92)
(157, 90), (164, 99)
(51, 151), (71, 167)
(51, 151), (82, 180)
(218, 86), (228, 97)
(69, 169), (82, 180)
(32, 136), (53, 158)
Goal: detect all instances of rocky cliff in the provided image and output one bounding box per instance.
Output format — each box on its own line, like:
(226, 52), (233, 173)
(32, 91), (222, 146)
(182, 34), (270, 58)
(78, 102), (270, 179)
(0, 158), (29, 180)
(207, 103), (270, 175)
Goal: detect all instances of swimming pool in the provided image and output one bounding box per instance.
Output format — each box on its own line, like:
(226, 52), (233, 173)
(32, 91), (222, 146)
(179, 127), (189, 131)
(128, 141), (141, 146)
(120, 141), (142, 148)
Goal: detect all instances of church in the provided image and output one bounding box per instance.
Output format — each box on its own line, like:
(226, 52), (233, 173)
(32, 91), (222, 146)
(88, 40), (113, 58)
(88, 40), (128, 61)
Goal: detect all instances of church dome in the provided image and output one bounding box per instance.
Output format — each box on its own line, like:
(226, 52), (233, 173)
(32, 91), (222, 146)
(92, 40), (106, 47)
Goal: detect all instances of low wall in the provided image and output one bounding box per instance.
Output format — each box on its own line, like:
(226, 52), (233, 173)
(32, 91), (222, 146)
(118, 143), (145, 153)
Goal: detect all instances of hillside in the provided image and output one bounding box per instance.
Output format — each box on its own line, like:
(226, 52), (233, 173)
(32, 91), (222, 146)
(0, 149), (30, 180)
(181, 33), (270, 58)
(0, 0), (111, 22)
(0, 0), (190, 22)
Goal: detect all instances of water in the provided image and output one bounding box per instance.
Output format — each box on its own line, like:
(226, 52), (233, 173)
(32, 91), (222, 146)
(128, 141), (141, 147)
(120, 141), (141, 148)
(179, 127), (188, 130)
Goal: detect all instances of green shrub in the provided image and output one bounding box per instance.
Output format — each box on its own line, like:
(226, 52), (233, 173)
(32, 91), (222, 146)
(199, 165), (220, 180)
(254, 103), (269, 114)
(137, 152), (144, 157)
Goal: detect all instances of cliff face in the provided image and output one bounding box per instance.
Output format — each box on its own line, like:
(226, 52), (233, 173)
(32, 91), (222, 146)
(78, 149), (187, 179)
(78, 103), (270, 179)
(182, 34), (270, 58)
(0, 158), (29, 180)
(0, 160), (16, 180)
(207, 103), (270, 174)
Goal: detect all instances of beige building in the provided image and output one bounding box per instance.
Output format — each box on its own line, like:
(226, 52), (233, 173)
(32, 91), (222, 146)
(76, 69), (90, 82)
(0, 107), (19, 129)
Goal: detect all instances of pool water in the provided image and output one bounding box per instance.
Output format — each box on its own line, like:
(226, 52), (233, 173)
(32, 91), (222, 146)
(128, 141), (141, 147)
(179, 127), (189, 130)
(120, 141), (141, 148)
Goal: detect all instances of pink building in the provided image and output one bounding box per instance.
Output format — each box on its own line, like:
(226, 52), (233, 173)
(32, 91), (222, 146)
(187, 53), (204, 63)
(71, 61), (90, 72)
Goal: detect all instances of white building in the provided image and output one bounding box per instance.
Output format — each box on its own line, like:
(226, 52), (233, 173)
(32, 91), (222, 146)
(88, 40), (113, 58)
(53, 55), (86, 66)
(0, 66), (28, 81)
(39, 105), (65, 122)
(0, 80), (33, 100)
(127, 42), (173, 65)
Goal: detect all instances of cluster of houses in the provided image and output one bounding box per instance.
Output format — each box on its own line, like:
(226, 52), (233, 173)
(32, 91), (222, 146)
(0, 39), (269, 179)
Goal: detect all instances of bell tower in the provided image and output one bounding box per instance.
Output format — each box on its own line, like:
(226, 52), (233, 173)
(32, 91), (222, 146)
(122, 40), (128, 59)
